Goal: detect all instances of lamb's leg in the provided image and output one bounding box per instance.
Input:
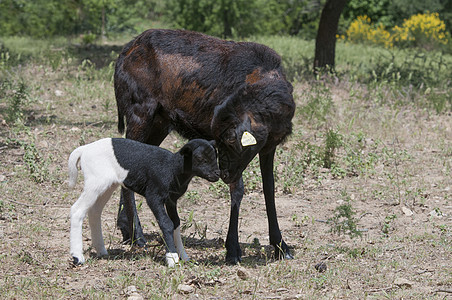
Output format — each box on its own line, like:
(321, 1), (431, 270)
(88, 184), (118, 258)
(166, 200), (189, 262)
(146, 193), (178, 267)
(70, 188), (100, 265)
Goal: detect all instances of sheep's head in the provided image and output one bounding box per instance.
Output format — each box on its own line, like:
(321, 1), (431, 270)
(211, 79), (294, 184)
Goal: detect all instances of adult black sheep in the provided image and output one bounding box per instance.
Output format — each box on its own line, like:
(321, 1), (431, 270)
(114, 29), (295, 264)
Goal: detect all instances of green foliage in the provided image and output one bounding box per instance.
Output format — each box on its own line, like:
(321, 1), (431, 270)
(0, 0), (78, 37)
(0, 0), (164, 38)
(372, 49), (451, 89)
(164, 0), (327, 38)
(0, 79), (31, 124)
(328, 191), (362, 238)
(276, 140), (323, 194)
(381, 214), (397, 235)
(6, 136), (50, 184)
(342, 0), (451, 36)
(299, 83), (333, 124)
(323, 129), (342, 169)
(164, 0), (263, 37)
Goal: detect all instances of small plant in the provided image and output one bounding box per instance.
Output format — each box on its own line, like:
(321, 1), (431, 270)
(242, 156), (262, 193)
(322, 129), (343, 169)
(328, 191), (362, 238)
(1, 79), (31, 124)
(183, 190), (201, 204)
(381, 214), (397, 235)
(81, 33), (97, 45)
(299, 83), (333, 125)
(276, 139), (323, 194)
(208, 180), (229, 198)
(7, 135), (50, 184)
(181, 210), (208, 240)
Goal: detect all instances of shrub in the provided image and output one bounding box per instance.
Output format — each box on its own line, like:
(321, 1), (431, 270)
(345, 15), (393, 48)
(344, 13), (449, 50)
(392, 12), (449, 49)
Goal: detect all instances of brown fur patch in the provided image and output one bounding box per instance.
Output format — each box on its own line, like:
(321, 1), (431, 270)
(245, 69), (263, 84)
(181, 81), (207, 104)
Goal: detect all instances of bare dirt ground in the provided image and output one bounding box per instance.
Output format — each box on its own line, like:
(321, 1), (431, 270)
(0, 73), (451, 299)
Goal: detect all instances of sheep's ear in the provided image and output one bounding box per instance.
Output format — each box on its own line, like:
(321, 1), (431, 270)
(209, 140), (216, 148)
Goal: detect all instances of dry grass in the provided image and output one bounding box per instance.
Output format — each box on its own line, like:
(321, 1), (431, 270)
(0, 41), (451, 299)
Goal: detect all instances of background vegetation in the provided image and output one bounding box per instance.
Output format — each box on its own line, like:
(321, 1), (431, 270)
(0, 0), (450, 298)
(0, 0), (451, 40)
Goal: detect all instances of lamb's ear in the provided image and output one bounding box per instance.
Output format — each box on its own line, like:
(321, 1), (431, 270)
(209, 140), (216, 148)
(180, 144), (193, 172)
(180, 144), (193, 157)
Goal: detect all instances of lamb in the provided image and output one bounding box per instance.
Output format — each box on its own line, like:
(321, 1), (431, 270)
(68, 138), (220, 267)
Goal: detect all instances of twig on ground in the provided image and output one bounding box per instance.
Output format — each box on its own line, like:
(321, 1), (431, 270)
(3, 199), (68, 208)
(364, 286), (393, 293)
(434, 289), (452, 294)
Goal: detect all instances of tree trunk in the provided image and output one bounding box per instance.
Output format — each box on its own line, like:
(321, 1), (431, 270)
(222, 0), (232, 38)
(314, 0), (348, 74)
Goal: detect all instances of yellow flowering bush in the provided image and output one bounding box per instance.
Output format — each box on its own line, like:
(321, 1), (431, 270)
(392, 12), (449, 49)
(344, 13), (449, 49)
(345, 15), (372, 44)
(344, 15), (393, 48)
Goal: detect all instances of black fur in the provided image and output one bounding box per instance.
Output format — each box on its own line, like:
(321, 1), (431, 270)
(114, 29), (295, 263)
(112, 138), (219, 255)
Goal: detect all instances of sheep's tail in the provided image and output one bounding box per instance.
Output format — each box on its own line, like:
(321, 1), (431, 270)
(68, 146), (83, 188)
(117, 109), (125, 134)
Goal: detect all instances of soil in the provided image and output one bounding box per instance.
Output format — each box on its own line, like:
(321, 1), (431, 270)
(0, 79), (451, 299)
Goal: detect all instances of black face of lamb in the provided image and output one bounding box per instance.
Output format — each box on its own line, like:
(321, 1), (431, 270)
(181, 139), (220, 183)
(114, 29), (296, 263)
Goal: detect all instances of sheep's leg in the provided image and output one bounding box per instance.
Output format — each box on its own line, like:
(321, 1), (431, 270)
(70, 188), (100, 265)
(225, 177), (244, 264)
(117, 102), (170, 245)
(259, 149), (293, 260)
(166, 200), (189, 262)
(118, 188), (146, 246)
(88, 184), (117, 257)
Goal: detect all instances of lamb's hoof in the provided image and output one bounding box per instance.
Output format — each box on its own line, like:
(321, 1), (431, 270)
(165, 253), (180, 268)
(72, 256), (83, 266)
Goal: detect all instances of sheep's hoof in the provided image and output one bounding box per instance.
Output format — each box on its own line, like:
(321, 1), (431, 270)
(279, 251), (294, 260)
(225, 255), (242, 265)
(274, 241), (293, 260)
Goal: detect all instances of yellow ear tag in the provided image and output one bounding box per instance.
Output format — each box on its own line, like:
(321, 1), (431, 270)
(241, 131), (257, 147)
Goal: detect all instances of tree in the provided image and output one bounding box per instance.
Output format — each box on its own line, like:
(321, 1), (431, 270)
(313, 0), (348, 73)
(165, 0), (265, 38)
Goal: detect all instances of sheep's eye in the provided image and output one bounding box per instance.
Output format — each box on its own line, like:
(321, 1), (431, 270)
(225, 130), (237, 145)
